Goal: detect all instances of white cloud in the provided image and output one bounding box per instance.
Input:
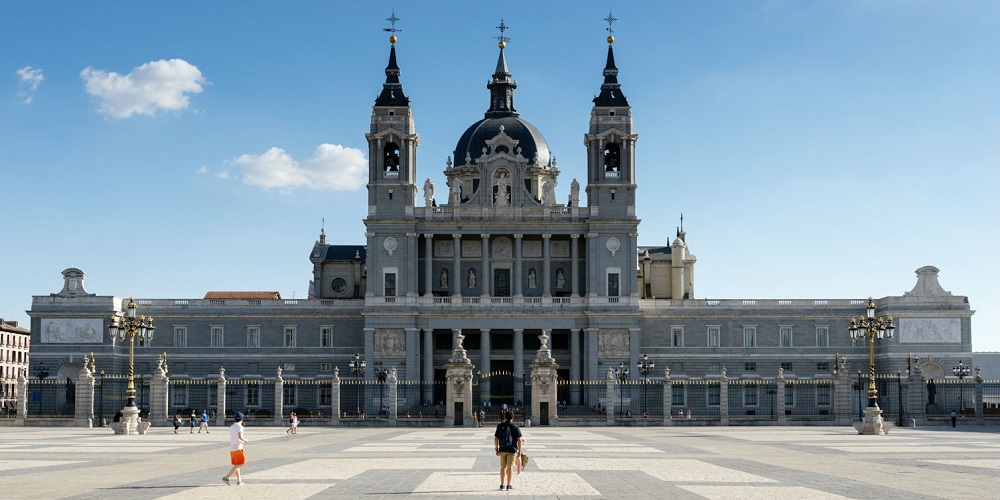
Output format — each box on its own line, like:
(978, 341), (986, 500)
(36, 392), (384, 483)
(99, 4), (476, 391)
(229, 144), (368, 192)
(196, 166), (209, 174)
(16, 66), (44, 104)
(80, 59), (205, 118)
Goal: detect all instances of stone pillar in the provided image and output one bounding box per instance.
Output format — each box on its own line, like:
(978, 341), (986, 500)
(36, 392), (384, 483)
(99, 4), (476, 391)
(513, 329), (524, 405)
(406, 233), (418, 297)
(16, 373), (27, 425)
(605, 367), (615, 426)
(149, 355), (169, 426)
(274, 366), (284, 426)
(481, 234), (490, 297)
(405, 328), (419, 381)
(480, 329), (491, 403)
(452, 234), (462, 298)
(570, 234), (580, 297)
(364, 329), (375, 380)
(75, 354), (95, 428)
(389, 367), (399, 426)
(542, 234), (551, 297)
(662, 367), (673, 426)
(513, 234), (523, 297)
(719, 367), (729, 426)
(331, 367), (341, 426)
(975, 367), (984, 424)
(529, 329), (559, 426)
(216, 367), (227, 426)
(776, 373), (787, 426)
(569, 329), (581, 405)
(906, 369), (927, 427)
(834, 356), (854, 426)
(424, 234), (433, 296)
(445, 332), (474, 427)
(422, 329), (434, 405)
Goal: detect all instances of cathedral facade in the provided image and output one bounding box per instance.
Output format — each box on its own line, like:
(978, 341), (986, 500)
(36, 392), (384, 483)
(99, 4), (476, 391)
(27, 35), (974, 413)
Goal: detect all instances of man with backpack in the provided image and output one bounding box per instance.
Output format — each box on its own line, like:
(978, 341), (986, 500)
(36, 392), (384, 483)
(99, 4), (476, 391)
(493, 410), (523, 491)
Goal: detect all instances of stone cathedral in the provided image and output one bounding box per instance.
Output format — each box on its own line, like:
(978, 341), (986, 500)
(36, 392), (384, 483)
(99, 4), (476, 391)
(27, 31), (974, 413)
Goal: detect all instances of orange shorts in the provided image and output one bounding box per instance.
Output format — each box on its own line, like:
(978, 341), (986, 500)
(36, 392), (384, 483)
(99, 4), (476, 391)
(230, 449), (246, 465)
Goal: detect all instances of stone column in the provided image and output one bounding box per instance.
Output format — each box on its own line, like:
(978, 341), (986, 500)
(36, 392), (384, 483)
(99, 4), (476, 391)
(529, 329), (559, 426)
(570, 234), (580, 297)
(75, 354), (95, 428)
(389, 367), (399, 426)
(481, 234), (490, 297)
(569, 329), (581, 405)
(16, 373), (27, 425)
(662, 367), (673, 426)
(331, 367), (341, 426)
(216, 367), (227, 426)
(480, 329), (491, 403)
(513, 234), (523, 297)
(364, 328), (375, 380)
(274, 366), (284, 426)
(445, 332), (474, 427)
(149, 354), (169, 426)
(452, 234), (462, 298)
(834, 357), (854, 426)
(719, 367), (729, 426)
(585, 328), (599, 380)
(776, 374), (787, 426)
(605, 367), (615, 426)
(422, 329), (434, 405)
(513, 329), (524, 404)
(542, 234), (551, 297)
(405, 328), (419, 381)
(424, 234), (433, 296)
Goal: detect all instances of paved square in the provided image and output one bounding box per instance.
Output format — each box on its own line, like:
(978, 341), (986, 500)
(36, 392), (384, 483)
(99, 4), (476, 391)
(0, 424), (996, 498)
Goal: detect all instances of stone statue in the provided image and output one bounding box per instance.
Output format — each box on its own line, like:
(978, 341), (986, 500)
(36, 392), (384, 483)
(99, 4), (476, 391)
(495, 172), (510, 206)
(450, 177), (463, 204)
(569, 178), (579, 207)
(555, 268), (565, 289)
(440, 268), (449, 288)
(423, 178), (434, 206)
(468, 268), (477, 288)
(541, 180), (554, 206)
(527, 268), (537, 289)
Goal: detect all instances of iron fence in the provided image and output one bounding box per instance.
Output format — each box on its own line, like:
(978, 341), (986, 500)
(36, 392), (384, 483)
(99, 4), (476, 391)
(556, 380), (609, 419)
(784, 379), (835, 420)
(671, 379), (721, 419)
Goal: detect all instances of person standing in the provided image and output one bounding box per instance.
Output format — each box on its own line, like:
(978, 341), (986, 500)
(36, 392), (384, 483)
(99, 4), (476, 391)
(172, 412), (181, 434)
(951, 410), (958, 428)
(493, 410), (523, 491)
(223, 412), (250, 486)
(189, 411), (197, 433)
(199, 409), (210, 434)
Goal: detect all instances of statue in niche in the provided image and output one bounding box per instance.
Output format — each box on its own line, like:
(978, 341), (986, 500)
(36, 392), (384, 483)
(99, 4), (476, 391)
(450, 177), (463, 204)
(440, 268), (449, 288)
(468, 268), (477, 288)
(555, 268), (565, 289)
(423, 178), (434, 206)
(527, 268), (537, 289)
(495, 172), (510, 206)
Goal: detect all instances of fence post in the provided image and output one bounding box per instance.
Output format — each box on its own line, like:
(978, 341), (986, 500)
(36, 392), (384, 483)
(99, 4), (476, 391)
(663, 367), (672, 426)
(975, 367), (984, 424)
(389, 367), (398, 426)
(719, 367), (729, 426)
(274, 366), (284, 426)
(149, 355), (168, 426)
(834, 361), (853, 426)
(332, 367), (341, 427)
(776, 372), (786, 426)
(605, 368), (615, 426)
(75, 354), (95, 428)
(906, 365), (926, 427)
(216, 367), (227, 426)
(16, 374), (27, 426)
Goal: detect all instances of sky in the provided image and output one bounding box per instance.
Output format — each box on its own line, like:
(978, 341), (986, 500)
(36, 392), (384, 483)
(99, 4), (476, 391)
(2, 1), (998, 351)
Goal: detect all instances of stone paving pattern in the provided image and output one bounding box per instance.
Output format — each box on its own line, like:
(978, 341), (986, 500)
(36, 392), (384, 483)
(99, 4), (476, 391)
(0, 424), (997, 499)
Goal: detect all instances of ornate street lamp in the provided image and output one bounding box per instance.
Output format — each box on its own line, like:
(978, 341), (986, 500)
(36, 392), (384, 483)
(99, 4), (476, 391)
(32, 361), (49, 379)
(348, 353), (365, 416)
(848, 297), (895, 434)
(614, 362), (629, 417)
(953, 360), (970, 413)
(374, 362), (389, 416)
(636, 354), (654, 415)
(108, 297), (155, 409)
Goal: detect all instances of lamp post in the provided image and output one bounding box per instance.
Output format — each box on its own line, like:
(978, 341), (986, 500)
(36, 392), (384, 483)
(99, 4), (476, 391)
(614, 362), (629, 417)
(953, 360), (970, 414)
(108, 297), (155, 433)
(32, 361), (49, 379)
(348, 353), (365, 416)
(374, 362), (389, 416)
(636, 354), (654, 415)
(848, 297), (895, 434)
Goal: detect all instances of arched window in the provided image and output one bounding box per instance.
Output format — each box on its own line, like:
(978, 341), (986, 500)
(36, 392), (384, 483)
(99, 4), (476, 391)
(383, 143), (400, 172)
(604, 143), (621, 172)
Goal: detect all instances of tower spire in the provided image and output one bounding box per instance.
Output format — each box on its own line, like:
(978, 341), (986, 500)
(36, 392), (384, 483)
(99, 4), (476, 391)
(594, 11), (628, 107)
(375, 12), (408, 106)
(486, 19), (518, 118)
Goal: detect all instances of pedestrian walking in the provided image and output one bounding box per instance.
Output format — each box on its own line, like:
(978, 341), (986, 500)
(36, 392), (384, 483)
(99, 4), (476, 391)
(172, 412), (181, 434)
(287, 412), (298, 434)
(223, 412), (250, 486)
(189, 411), (197, 433)
(951, 410), (958, 427)
(493, 410), (523, 491)
(199, 409), (210, 433)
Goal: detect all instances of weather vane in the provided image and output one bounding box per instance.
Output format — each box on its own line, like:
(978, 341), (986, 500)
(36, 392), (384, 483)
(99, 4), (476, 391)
(603, 11), (618, 35)
(495, 18), (511, 46)
(384, 11), (401, 43)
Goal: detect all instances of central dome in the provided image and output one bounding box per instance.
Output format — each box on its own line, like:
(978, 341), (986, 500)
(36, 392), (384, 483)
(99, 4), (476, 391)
(453, 116), (550, 167)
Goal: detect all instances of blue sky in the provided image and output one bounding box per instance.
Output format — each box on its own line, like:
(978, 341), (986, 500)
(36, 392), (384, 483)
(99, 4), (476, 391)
(2, 1), (998, 351)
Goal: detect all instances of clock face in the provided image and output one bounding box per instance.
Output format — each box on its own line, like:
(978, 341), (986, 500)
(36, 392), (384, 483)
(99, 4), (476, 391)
(331, 278), (348, 294)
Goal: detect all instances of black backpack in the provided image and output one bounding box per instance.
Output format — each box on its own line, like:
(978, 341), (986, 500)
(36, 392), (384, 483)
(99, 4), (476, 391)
(497, 422), (516, 452)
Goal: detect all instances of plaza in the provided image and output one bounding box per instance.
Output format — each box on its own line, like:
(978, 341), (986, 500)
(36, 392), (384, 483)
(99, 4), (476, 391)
(1, 425), (996, 499)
